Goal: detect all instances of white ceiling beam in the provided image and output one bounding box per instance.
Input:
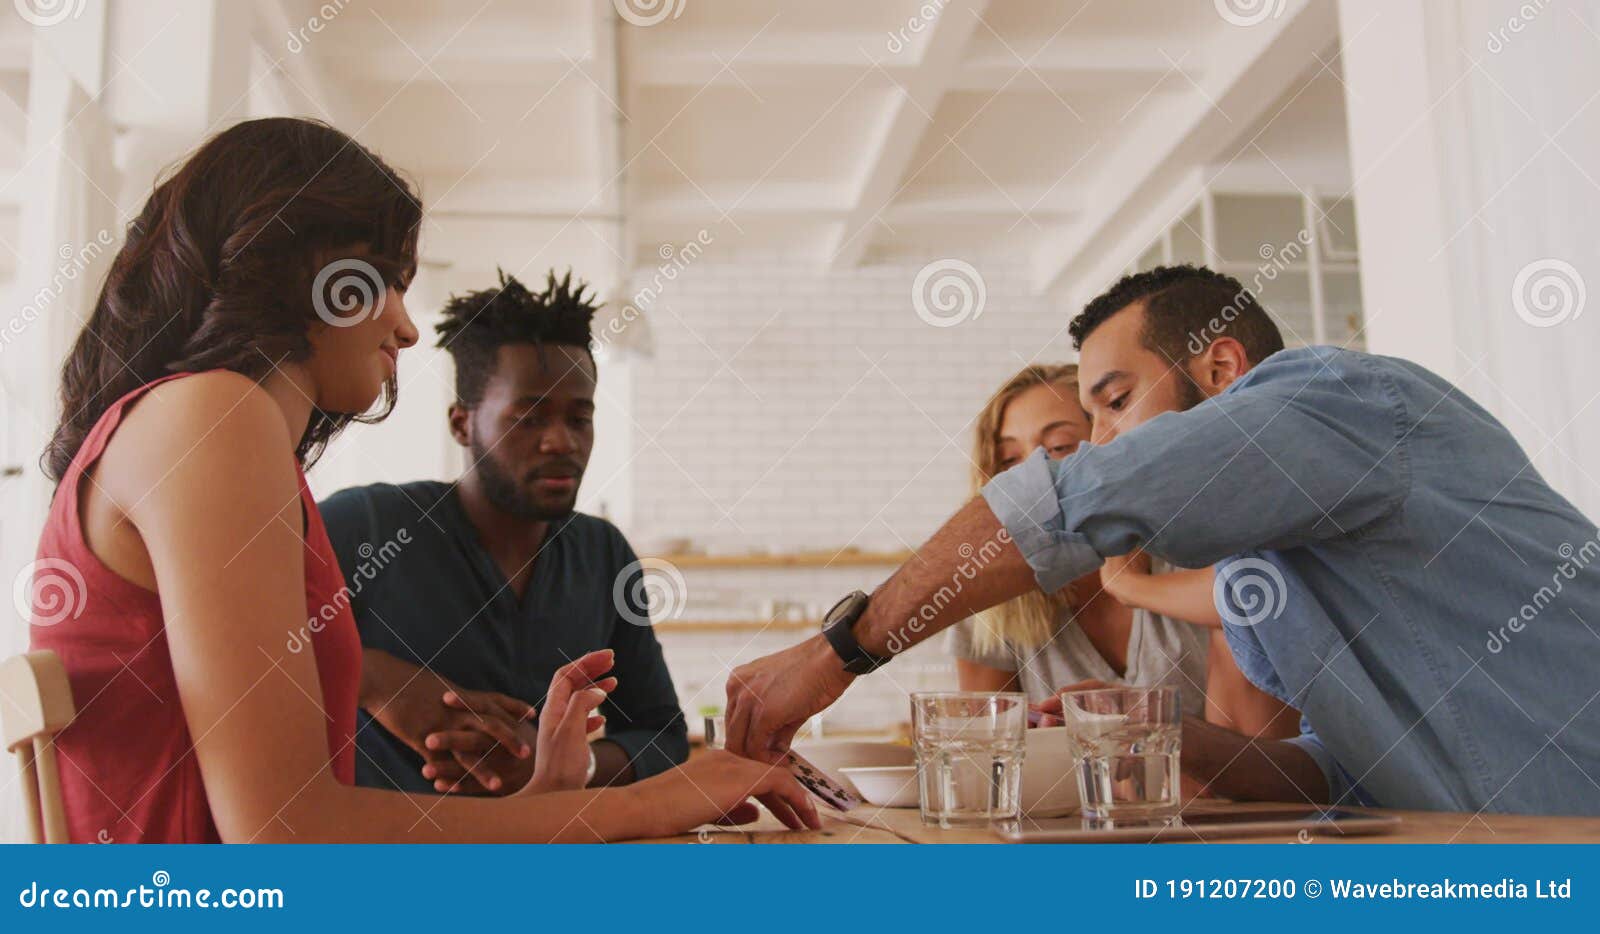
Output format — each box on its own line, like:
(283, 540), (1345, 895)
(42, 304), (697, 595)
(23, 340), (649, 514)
(318, 48), (596, 88)
(424, 174), (619, 220)
(627, 40), (1189, 93)
(252, 2), (358, 124)
(955, 41), (1201, 92)
(886, 188), (1080, 224)
(634, 181), (852, 222)
(1030, 2), (1340, 295)
(627, 179), (1077, 225)
(825, 0), (990, 269)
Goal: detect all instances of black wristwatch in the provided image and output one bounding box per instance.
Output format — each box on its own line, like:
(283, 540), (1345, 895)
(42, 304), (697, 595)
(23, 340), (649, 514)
(820, 590), (892, 675)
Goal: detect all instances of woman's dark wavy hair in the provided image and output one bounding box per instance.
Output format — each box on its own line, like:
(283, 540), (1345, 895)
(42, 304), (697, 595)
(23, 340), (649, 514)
(44, 117), (421, 481)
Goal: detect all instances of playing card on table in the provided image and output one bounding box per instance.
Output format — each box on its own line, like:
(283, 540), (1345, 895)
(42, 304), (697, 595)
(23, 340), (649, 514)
(782, 750), (864, 812)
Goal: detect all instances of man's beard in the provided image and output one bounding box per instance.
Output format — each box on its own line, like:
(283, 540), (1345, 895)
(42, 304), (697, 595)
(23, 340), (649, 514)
(470, 436), (581, 522)
(1174, 371), (1207, 412)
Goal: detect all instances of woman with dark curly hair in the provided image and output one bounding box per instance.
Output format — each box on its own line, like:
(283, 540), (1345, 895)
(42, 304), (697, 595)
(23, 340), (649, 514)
(25, 117), (816, 843)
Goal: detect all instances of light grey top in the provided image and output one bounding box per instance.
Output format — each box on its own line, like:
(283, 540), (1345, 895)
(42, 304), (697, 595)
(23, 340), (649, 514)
(946, 590), (1211, 718)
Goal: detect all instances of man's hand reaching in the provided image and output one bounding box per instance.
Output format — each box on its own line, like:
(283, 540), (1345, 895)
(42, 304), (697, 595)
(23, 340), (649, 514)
(724, 636), (852, 763)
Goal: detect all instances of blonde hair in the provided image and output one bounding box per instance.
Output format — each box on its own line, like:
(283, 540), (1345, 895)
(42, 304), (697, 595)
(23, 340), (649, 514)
(966, 363), (1080, 655)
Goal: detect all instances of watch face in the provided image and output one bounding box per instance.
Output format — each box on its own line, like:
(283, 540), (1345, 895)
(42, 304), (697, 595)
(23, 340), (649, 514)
(824, 592), (857, 625)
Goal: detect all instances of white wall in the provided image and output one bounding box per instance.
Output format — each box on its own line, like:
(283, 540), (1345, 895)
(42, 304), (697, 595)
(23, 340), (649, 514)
(1340, 0), (1600, 520)
(627, 254), (1073, 553)
(623, 253), (1074, 731)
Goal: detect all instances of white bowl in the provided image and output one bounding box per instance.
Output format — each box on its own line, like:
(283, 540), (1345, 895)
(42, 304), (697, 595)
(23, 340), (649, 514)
(1021, 726), (1080, 816)
(791, 741), (915, 800)
(840, 765), (920, 808)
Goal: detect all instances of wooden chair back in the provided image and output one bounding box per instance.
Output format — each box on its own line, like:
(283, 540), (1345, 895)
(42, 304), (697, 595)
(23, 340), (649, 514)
(1, 651), (76, 843)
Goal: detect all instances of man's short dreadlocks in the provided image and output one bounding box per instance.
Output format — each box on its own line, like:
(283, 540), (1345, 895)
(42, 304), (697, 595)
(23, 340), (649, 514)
(434, 268), (601, 406)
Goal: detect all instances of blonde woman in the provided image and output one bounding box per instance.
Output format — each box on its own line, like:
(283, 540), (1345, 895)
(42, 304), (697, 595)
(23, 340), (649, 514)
(948, 364), (1297, 739)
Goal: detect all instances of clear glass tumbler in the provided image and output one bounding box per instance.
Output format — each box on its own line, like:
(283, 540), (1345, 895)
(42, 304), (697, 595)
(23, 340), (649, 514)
(1058, 686), (1182, 824)
(703, 714), (726, 750)
(910, 692), (1027, 828)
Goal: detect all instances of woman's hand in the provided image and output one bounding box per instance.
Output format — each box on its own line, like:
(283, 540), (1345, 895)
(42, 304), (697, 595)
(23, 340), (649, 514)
(629, 750), (822, 836)
(517, 650), (616, 796)
(1031, 678), (1116, 727)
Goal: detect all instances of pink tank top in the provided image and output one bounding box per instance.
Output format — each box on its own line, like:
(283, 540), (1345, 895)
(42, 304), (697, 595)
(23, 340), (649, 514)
(27, 373), (362, 843)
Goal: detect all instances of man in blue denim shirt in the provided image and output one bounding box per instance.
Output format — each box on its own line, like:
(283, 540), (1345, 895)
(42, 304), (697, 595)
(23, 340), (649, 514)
(727, 265), (1600, 816)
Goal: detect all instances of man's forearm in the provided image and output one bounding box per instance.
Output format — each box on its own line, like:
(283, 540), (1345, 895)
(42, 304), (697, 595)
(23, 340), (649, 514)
(588, 739), (635, 787)
(1181, 717), (1329, 803)
(855, 497), (1040, 658)
(359, 647), (421, 709)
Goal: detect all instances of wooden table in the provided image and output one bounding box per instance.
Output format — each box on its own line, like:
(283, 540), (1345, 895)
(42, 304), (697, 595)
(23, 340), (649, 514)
(644, 801), (1600, 844)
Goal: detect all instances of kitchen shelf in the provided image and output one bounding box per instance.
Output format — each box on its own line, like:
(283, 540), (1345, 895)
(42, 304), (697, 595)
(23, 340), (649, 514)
(653, 618), (819, 634)
(642, 549), (912, 569)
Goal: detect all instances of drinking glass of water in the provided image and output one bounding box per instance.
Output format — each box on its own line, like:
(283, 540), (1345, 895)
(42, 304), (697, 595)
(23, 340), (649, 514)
(910, 692), (1026, 828)
(1058, 686), (1182, 824)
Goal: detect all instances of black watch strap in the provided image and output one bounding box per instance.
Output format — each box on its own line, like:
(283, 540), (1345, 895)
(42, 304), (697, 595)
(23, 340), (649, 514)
(821, 590), (891, 675)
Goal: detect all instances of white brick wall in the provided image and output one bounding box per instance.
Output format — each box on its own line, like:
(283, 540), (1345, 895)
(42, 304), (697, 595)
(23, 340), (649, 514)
(619, 255), (1079, 734)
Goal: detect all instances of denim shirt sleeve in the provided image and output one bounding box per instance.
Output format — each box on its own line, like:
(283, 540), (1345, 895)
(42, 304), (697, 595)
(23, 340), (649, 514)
(1288, 721), (1377, 807)
(981, 348), (1409, 593)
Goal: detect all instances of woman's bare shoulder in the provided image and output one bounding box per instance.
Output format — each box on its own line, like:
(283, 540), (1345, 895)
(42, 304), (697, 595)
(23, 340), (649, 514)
(101, 371), (297, 508)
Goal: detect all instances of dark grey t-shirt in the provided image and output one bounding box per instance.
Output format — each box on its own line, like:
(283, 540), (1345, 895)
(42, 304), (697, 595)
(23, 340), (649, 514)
(319, 481), (688, 792)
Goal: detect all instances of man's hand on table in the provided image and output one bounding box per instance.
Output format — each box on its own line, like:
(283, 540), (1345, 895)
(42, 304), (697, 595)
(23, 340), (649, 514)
(359, 648), (534, 793)
(725, 635), (853, 763)
(427, 651), (617, 796)
(421, 714), (537, 795)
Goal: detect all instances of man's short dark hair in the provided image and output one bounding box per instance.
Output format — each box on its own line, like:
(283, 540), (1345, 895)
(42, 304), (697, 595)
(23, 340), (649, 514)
(434, 268), (600, 406)
(1068, 264), (1286, 365)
